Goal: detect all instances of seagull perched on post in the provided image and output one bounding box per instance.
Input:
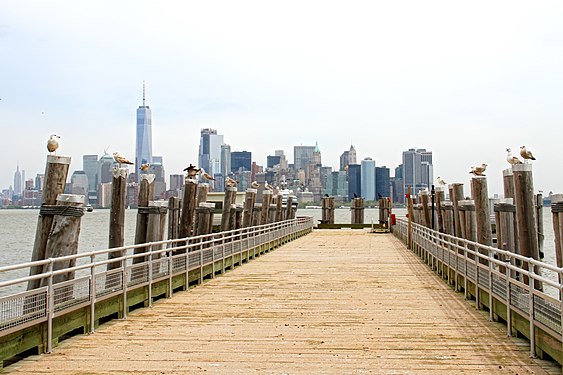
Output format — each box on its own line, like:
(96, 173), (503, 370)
(435, 176), (447, 187)
(520, 146), (536, 162)
(265, 182), (274, 192)
(113, 152), (133, 167)
(198, 168), (215, 181)
(140, 163), (150, 172)
(225, 177), (238, 187)
(469, 163), (487, 176)
(506, 148), (523, 165)
(251, 181), (260, 189)
(47, 134), (60, 154)
(183, 164), (201, 178)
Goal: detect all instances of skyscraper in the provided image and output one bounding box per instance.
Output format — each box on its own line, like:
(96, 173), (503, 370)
(83, 155), (98, 192)
(402, 148), (433, 194)
(198, 129), (224, 176)
(375, 166), (390, 198)
(339, 150), (349, 171)
(231, 151), (252, 172)
(348, 164), (361, 201)
(13, 164), (22, 196)
(221, 144), (231, 177)
(293, 145), (316, 171)
(361, 158), (376, 201)
(348, 145), (357, 165)
(135, 82), (153, 182)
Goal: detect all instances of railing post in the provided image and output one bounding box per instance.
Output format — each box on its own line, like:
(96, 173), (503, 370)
(463, 243), (468, 300)
(185, 241), (190, 290)
(46, 262), (54, 353)
(168, 250), (173, 298)
(89, 254), (96, 333)
(488, 251), (493, 321)
(528, 263), (536, 358)
(506, 259), (512, 337)
(148, 249), (153, 307)
(122, 263), (128, 319)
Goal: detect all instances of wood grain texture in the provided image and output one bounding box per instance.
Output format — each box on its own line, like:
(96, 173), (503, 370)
(8, 231), (558, 374)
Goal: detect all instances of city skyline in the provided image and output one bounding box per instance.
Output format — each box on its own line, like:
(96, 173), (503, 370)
(1, 2), (563, 196)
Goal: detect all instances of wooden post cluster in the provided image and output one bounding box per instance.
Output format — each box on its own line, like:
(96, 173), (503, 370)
(108, 167), (128, 270)
(39, 194), (86, 286)
(252, 203), (262, 226)
(471, 176), (493, 248)
(419, 190), (431, 228)
(261, 190), (273, 225)
(179, 178), (199, 239)
(458, 199), (477, 260)
(322, 196), (335, 224)
(435, 187), (446, 233)
(196, 202), (215, 236)
(269, 195), (277, 223)
(513, 164), (540, 262)
(351, 197), (364, 225)
(285, 195), (296, 220)
(234, 203), (244, 229)
(134, 174), (155, 263)
(167, 196), (181, 240)
(221, 187), (237, 231)
(28, 155), (71, 289)
(494, 198), (517, 272)
(378, 198), (390, 227)
(194, 183), (209, 235)
(440, 201), (454, 235)
(242, 189), (257, 227)
(275, 194), (284, 222)
(503, 168), (515, 199)
(449, 183), (464, 238)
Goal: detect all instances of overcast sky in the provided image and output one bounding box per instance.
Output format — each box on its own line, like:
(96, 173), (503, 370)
(1, 1), (562, 196)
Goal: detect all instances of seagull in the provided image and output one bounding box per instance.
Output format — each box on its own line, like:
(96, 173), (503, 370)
(324, 193), (329, 198)
(353, 192), (358, 198)
(436, 176), (447, 187)
(113, 152), (134, 166)
(469, 163), (487, 176)
(506, 148), (523, 165)
(46, 134), (60, 154)
(183, 164), (201, 178)
(520, 145), (536, 162)
(140, 163), (150, 172)
(251, 181), (260, 189)
(265, 182), (274, 191)
(225, 177), (238, 187)
(198, 168), (215, 181)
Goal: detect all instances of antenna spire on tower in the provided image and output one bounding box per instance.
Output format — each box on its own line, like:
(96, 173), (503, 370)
(142, 81), (146, 106)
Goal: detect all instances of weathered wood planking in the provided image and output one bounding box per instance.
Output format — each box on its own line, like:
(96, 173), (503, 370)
(8, 231), (558, 374)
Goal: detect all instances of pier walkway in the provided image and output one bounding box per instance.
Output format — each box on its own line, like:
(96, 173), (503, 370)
(6, 230), (559, 374)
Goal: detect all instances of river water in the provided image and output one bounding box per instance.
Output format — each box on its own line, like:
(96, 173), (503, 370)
(0, 208), (557, 295)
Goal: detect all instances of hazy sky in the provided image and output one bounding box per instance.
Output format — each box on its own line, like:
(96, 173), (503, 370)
(1, 1), (563, 196)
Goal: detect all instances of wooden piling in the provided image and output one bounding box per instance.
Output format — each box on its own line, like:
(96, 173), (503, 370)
(221, 187), (237, 231)
(435, 187), (445, 233)
(322, 196), (335, 224)
(494, 198), (517, 274)
(513, 164), (540, 261)
(242, 189), (257, 227)
(134, 174), (155, 263)
(39, 194), (85, 286)
(503, 168), (515, 200)
(449, 183), (464, 238)
(441, 201), (454, 235)
(471, 176), (493, 248)
(285, 195), (294, 220)
(194, 183), (209, 235)
(551, 194), (563, 270)
(458, 199), (477, 259)
(420, 191), (431, 228)
(179, 178), (198, 240)
(407, 187), (413, 249)
(536, 193), (544, 258)
(275, 194), (284, 222)
(108, 167), (128, 270)
(351, 197), (364, 224)
(252, 203), (262, 226)
(234, 203), (244, 229)
(261, 190), (273, 225)
(196, 202), (215, 236)
(28, 155), (71, 290)
(167, 197), (180, 240)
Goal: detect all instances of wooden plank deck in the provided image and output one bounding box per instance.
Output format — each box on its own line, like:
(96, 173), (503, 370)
(6, 230), (560, 374)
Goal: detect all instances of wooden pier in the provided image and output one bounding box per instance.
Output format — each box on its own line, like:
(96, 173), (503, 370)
(5, 230), (558, 374)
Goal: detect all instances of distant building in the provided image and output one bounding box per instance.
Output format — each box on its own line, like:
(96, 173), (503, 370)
(294, 145), (316, 171)
(393, 164), (405, 204)
(403, 148), (433, 194)
(71, 170), (89, 197)
(170, 174), (184, 192)
(231, 151), (252, 172)
(97, 182), (112, 208)
(361, 158), (376, 201)
(267, 155), (281, 169)
(13, 164), (22, 197)
(348, 164), (361, 201)
(83, 154), (98, 192)
(221, 144), (231, 178)
(198, 128), (224, 177)
(275, 150), (289, 170)
(135, 82), (153, 182)
(375, 166), (390, 198)
(35, 174), (44, 191)
(98, 153), (115, 185)
(339, 150), (349, 172)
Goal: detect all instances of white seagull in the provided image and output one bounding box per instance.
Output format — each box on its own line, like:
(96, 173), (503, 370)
(435, 176), (447, 187)
(199, 168), (215, 181)
(251, 181), (260, 189)
(264, 182), (274, 191)
(47, 134), (60, 154)
(469, 163), (487, 176)
(113, 152), (134, 166)
(225, 177), (238, 187)
(520, 145), (536, 162)
(506, 148), (523, 165)
(140, 163), (150, 172)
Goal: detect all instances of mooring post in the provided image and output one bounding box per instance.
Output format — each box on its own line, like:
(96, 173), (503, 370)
(471, 176), (493, 265)
(495, 198), (517, 274)
(146, 201), (168, 273)
(435, 187), (445, 233)
(108, 167), (128, 270)
(179, 178), (199, 241)
(503, 168), (515, 200)
(322, 196), (335, 224)
(39, 194), (85, 286)
(351, 197), (364, 224)
(252, 203), (262, 226)
(275, 193), (284, 222)
(242, 188), (257, 227)
(449, 183), (464, 238)
(420, 190), (431, 228)
(221, 187), (237, 231)
(269, 196), (277, 224)
(28, 155), (71, 290)
(134, 174), (155, 263)
(261, 190), (273, 225)
(458, 199), (477, 258)
(167, 196), (180, 240)
(551, 195), (563, 280)
(196, 202), (215, 236)
(234, 203), (244, 229)
(407, 187), (413, 249)
(194, 183), (209, 235)
(441, 201), (454, 235)
(536, 192), (544, 258)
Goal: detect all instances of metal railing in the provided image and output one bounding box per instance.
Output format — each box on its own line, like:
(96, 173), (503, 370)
(0, 217), (313, 354)
(393, 218), (563, 360)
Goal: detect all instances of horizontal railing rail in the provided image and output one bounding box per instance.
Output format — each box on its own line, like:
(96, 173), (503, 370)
(393, 217), (563, 362)
(0, 217), (314, 355)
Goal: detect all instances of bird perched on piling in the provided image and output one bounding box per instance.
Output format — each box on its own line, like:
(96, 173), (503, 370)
(264, 182), (274, 192)
(469, 163), (487, 176)
(225, 177), (238, 187)
(198, 168), (215, 181)
(47, 134), (60, 154)
(520, 145), (536, 162)
(140, 163), (150, 172)
(506, 148), (523, 165)
(183, 164), (201, 178)
(113, 152), (133, 166)
(436, 176), (447, 187)
(251, 181), (260, 189)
